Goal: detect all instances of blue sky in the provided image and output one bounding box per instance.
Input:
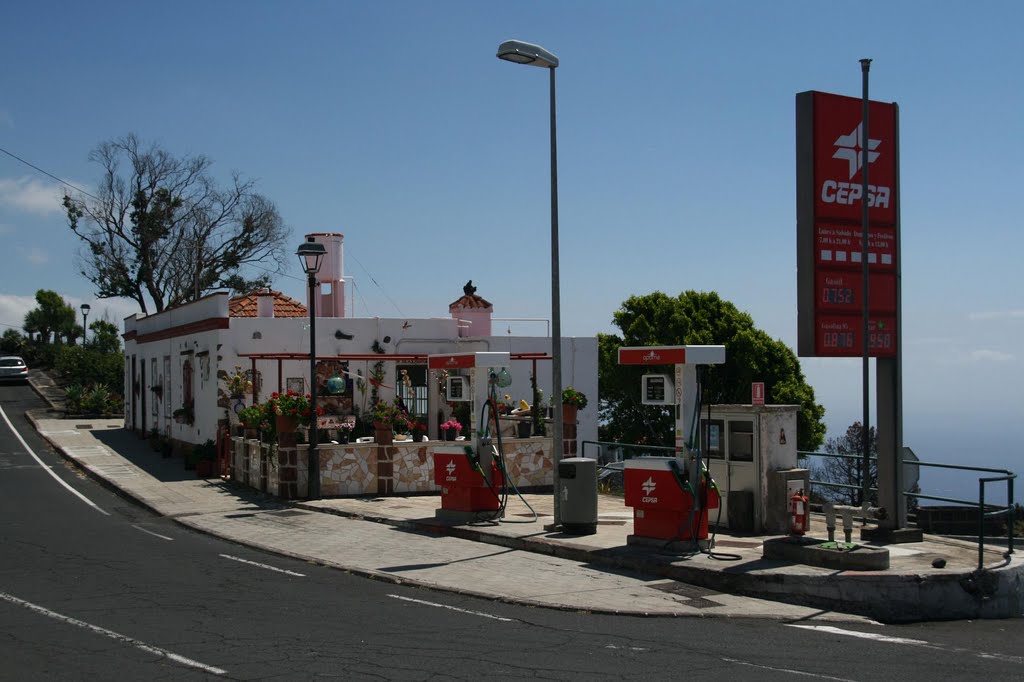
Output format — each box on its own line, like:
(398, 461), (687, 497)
(1, 1), (1021, 499)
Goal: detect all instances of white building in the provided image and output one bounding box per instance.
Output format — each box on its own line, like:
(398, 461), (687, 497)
(122, 232), (598, 455)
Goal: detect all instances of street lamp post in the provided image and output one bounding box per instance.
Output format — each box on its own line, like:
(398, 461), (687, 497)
(496, 39), (565, 528)
(80, 304), (91, 346)
(297, 238), (326, 499)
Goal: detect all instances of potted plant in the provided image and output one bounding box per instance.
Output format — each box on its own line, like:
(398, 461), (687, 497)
(265, 390), (321, 434)
(561, 386), (588, 424)
(440, 418), (462, 441)
(190, 439), (217, 478)
(369, 399), (409, 446)
(408, 419), (426, 442)
(337, 421), (355, 444)
(224, 367), (253, 398)
(173, 400), (194, 425)
(238, 405), (266, 439)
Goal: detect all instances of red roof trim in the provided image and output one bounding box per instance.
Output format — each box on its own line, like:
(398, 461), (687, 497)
(132, 317), (230, 344)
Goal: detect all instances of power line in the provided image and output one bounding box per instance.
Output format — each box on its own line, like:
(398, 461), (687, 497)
(0, 146), (101, 201)
(348, 253), (404, 317)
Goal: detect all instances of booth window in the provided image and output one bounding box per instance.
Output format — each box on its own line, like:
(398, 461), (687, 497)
(701, 419), (725, 459)
(728, 420), (755, 462)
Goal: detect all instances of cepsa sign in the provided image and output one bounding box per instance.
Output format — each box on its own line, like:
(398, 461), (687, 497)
(796, 90), (900, 358)
(812, 93), (898, 226)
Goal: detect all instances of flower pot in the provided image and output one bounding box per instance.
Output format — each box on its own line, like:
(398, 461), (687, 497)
(373, 422), (393, 446)
(562, 405), (579, 425)
(275, 414), (299, 433)
(516, 420), (532, 439)
(196, 460), (214, 478)
(338, 432), (350, 445)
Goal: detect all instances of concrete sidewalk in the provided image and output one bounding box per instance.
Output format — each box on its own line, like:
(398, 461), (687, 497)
(25, 411), (1024, 623)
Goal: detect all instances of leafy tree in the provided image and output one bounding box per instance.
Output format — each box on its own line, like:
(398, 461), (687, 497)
(1, 329), (26, 355)
(63, 134), (287, 314)
(54, 345), (124, 395)
(88, 319), (122, 354)
(23, 290), (77, 345)
(814, 421), (877, 506)
(598, 291), (826, 451)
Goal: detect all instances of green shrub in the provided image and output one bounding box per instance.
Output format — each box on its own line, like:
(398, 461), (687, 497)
(65, 384), (85, 414)
(54, 345), (124, 396)
(82, 384), (111, 415)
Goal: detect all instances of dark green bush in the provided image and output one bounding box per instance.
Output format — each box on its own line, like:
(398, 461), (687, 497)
(55, 345), (124, 397)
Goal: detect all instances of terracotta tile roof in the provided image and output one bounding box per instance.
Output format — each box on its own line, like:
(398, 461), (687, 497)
(229, 290), (308, 318)
(449, 293), (493, 311)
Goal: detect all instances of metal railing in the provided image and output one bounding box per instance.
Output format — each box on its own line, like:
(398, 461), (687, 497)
(800, 450), (1017, 570)
(581, 440), (681, 462)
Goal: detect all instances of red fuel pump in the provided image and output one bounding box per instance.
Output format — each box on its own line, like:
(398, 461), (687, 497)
(790, 489), (809, 535)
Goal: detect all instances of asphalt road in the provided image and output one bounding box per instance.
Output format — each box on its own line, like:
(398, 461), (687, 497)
(1, 381), (1022, 680)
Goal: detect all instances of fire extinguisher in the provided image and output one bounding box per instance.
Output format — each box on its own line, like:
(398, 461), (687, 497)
(790, 489), (809, 535)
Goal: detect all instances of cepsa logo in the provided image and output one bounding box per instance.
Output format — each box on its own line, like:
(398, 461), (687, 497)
(445, 460), (457, 482)
(820, 122), (891, 208)
(812, 92), (897, 225)
(641, 476), (658, 504)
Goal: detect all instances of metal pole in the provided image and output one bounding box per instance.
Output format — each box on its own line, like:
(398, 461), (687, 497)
(860, 58), (872, 511)
(308, 273), (320, 500)
(549, 65), (564, 528)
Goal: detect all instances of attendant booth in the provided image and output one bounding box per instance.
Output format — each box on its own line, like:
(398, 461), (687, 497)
(700, 404), (805, 534)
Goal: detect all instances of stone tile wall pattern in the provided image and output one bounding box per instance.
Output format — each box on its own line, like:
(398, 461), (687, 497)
(393, 444), (435, 493)
(319, 444), (377, 496)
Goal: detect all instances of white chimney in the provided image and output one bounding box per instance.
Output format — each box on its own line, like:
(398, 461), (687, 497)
(256, 288), (275, 318)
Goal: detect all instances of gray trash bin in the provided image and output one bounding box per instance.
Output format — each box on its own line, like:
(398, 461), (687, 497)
(559, 457), (598, 535)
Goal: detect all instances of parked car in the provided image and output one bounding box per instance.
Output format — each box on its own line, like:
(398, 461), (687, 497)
(0, 356), (29, 384)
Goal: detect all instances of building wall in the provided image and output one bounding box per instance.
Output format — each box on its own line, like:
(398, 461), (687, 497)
(125, 296), (599, 452)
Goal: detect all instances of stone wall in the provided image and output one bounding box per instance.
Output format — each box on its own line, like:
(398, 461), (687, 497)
(230, 436), (553, 499)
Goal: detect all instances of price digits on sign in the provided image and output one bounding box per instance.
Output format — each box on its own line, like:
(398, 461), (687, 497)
(821, 287), (853, 305)
(868, 331), (894, 350)
(822, 331), (855, 349)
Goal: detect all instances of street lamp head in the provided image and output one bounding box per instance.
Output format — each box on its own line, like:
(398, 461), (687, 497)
(497, 40), (558, 68)
(296, 238), (326, 276)
(81, 303), (91, 314)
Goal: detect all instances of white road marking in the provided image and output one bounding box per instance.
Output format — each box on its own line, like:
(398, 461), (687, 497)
(0, 405), (109, 515)
(787, 624), (1024, 664)
(131, 525), (173, 541)
(604, 644), (649, 652)
(219, 554), (306, 577)
(787, 624), (929, 646)
(0, 591), (227, 676)
(387, 594), (515, 622)
(720, 656), (858, 681)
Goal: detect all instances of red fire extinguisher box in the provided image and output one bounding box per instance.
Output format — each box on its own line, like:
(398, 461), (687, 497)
(433, 448), (503, 513)
(624, 458), (719, 541)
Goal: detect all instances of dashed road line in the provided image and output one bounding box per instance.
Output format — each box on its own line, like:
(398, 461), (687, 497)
(786, 624), (1024, 665)
(131, 525), (173, 541)
(388, 594), (515, 622)
(219, 554), (306, 577)
(0, 591), (227, 676)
